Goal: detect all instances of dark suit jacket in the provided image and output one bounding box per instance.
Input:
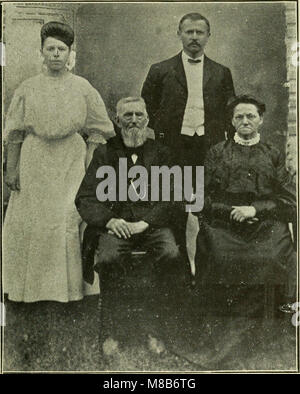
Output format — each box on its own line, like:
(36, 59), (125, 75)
(141, 52), (235, 152)
(75, 136), (175, 281)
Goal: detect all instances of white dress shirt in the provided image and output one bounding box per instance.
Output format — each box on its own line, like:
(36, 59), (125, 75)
(181, 51), (205, 137)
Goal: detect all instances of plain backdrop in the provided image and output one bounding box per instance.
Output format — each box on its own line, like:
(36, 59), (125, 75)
(76, 2), (288, 148)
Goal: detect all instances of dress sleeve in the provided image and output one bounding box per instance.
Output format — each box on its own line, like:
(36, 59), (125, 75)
(4, 85), (26, 144)
(196, 142), (232, 220)
(271, 150), (296, 221)
(251, 149), (296, 222)
(84, 84), (115, 144)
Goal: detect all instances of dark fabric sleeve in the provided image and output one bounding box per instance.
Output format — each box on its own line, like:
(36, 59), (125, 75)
(222, 67), (235, 105)
(75, 145), (119, 229)
(251, 150), (296, 222)
(210, 202), (234, 221)
(251, 200), (277, 219)
(203, 145), (219, 191)
(141, 64), (162, 136)
(199, 143), (232, 219)
(222, 67), (236, 140)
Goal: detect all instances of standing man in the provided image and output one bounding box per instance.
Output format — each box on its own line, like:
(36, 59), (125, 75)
(142, 12), (235, 178)
(142, 13), (235, 267)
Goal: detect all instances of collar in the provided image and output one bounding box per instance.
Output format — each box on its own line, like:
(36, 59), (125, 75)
(121, 139), (145, 158)
(182, 51), (204, 64)
(233, 132), (260, 146)
(124, 145), (144, 155)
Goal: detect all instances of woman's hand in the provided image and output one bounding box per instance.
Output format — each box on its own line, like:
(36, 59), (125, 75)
(230, 206), (256, 222)
(5, 168), (20, 191)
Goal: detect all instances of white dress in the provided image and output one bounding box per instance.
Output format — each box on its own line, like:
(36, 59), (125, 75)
(3, 72), (115, 302)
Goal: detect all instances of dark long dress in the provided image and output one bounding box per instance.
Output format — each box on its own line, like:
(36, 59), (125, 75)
(195, 139), (296, 298)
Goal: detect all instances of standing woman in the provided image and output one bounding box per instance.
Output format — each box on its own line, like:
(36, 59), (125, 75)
(3, 21), (115, 302)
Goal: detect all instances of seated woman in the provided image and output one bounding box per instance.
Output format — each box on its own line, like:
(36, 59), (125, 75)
(195, 95), (296, 314)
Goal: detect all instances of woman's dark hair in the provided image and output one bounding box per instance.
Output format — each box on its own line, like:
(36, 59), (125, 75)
(41, 21), (74, 48)
(227, 94), (266, 119)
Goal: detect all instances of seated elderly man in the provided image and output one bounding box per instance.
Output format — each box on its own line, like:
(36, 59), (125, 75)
(194, 95), (296, 314)
(76, 96), (182, 353)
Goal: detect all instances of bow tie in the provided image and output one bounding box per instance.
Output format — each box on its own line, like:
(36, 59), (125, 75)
(188, 58), (201, 64)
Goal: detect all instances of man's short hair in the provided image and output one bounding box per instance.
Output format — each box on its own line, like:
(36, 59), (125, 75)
(116, 97), (147, 116)
(178, 13), (210, 33)
(227, 94), (266, 118)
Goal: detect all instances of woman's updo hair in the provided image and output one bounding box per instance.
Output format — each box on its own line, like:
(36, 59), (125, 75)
(41, 21), (74, 48)
(227, 94), (266, 119)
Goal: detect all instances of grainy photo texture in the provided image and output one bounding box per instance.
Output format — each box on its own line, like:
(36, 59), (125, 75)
(1, 1), (299, 373)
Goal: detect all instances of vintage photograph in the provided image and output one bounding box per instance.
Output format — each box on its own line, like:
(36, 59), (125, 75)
(1, 1), (299, 373)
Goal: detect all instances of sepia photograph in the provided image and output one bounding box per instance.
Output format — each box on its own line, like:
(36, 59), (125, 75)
(1, 1), (299, 373)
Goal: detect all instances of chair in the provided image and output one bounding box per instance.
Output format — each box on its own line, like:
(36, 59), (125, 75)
(192, 212), (296, 319)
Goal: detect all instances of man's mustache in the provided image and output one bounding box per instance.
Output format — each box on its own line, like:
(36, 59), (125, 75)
(124, 125), (145, 134)
(126, 123), (147, 131)
(189, 42), (201, 46)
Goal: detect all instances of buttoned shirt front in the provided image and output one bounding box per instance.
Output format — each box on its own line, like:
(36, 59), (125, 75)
(181, 51), (205, 137)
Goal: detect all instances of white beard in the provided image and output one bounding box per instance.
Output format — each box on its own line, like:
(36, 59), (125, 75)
(121, 127), (148, 148)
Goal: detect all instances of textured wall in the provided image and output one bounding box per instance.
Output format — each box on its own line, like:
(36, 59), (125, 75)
(3, 3), (79, 112)
(285, 2), (297, 180)
(76, 2), (288, 148)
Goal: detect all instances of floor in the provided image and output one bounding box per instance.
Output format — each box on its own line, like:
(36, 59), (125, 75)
(3, 288), (298, 372)
(3, 214), (298, 373)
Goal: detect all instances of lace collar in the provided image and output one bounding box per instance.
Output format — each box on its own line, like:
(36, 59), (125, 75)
(233, 132), (260, 146)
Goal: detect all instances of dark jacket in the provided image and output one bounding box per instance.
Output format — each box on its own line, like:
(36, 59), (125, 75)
(75, 136), (175, 282)
(141, 52), (235, 151)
